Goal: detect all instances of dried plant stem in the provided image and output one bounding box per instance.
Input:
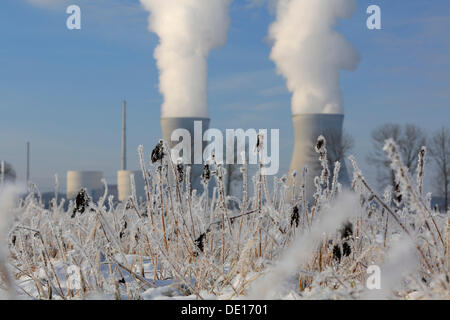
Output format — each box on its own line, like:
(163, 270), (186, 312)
(138, 145), (154, 226)
(353, 171), (434, 273)
(158, 166), (169, 252)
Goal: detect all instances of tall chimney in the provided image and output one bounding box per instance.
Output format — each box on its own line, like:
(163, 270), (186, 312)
(26, 141), (30, 184)
(161, 117), (210, 192)
(290, 114), (350, 199)
(117, 101), (145, 202)
(121, 100), (127, 171)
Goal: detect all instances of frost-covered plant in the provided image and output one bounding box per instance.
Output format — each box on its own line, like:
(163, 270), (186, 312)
(0, 138), (448, 300)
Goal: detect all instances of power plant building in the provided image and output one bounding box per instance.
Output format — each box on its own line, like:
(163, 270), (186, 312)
(66, 171), (104, 200)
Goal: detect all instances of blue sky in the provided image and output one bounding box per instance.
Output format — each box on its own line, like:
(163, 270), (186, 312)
(1, 0), (449, 192)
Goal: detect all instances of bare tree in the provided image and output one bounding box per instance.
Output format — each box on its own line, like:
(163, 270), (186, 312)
(367, 123), (426, 190)
(325, 129), (355, 167)
(400, 124), (427, 170)
(429, 127), (450, 212)
(0, 161), (16, 184)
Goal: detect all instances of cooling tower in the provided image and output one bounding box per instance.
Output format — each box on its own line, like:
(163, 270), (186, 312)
(117, 170), (145, 202)
(290, 114), (350, 199)
(161, 117), (210, 192)
(66, 171), (104, 200)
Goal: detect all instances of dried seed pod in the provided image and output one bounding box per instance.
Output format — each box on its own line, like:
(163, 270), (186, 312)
(195, 233), (206, 253)
(72, 188), (89, 218)
(202, 164), (211, 183)
(291, 170), (297, 179)
(316, 136), (325, 151)
(394, 181), (402, 204)
(290, 205), (300, 228)
(340, 221), (353, 240)
(177, 163), (184, 183)
(333, 244), (342, 262)
(342, 242), (352, 257)
(151, 141), (164, 163)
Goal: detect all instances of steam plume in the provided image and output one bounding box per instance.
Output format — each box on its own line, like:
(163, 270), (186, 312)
(268, 0), (360, 115)
(140, 0), (232, 118)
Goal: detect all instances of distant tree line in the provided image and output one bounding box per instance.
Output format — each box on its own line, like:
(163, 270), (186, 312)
(367, 124), (449, 212)
(0, 161), (16, 184)
(321, 123), (449, 212)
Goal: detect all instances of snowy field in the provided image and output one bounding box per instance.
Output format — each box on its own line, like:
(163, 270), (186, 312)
(0, 139), (448, 300)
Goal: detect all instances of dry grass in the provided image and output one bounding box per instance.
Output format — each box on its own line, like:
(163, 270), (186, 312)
(0, 138), (448, 300)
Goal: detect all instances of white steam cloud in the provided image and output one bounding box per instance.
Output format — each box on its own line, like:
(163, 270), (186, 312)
(140, 0), (232, 118)
(268, 0), (360, 115)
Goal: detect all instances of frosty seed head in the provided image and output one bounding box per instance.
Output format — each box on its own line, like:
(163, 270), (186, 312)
(72, 188), (89, 218)
(290, 206), (300, 228)
(202, 164), (211, 183)
(176, 163), (184, 183)
(151, 140), (164, 163)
